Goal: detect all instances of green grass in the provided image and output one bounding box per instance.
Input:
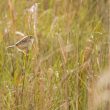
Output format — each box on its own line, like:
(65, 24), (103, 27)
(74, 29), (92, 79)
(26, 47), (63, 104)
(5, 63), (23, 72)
(0, 0), (109, 110)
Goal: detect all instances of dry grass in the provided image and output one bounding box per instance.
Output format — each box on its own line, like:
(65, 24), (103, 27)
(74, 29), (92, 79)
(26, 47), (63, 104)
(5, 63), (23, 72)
(0, 0), (109, 110)
(93, 69), (110, 110)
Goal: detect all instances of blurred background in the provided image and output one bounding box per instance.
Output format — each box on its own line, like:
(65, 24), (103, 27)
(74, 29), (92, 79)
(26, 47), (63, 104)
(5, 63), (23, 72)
(0, 0), (109, 110)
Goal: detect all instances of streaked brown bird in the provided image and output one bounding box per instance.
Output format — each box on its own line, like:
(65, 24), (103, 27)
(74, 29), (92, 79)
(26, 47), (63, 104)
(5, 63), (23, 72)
(7, 36), (34, 54)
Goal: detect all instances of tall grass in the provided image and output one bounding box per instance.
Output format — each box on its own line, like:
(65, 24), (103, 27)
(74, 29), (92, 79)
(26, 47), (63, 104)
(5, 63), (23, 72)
(0, 0), (109, 110)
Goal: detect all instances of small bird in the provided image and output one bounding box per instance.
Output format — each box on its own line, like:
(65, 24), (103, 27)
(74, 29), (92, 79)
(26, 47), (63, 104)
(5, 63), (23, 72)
(7, 36), (34, 54)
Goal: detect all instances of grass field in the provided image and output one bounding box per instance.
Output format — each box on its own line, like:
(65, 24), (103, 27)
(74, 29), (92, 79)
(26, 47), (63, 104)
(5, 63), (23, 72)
(0, 0), (109, 110)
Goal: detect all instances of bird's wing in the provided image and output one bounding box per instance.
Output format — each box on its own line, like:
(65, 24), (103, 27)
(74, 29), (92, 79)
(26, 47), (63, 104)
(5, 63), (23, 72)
(15, 36), (30, 46)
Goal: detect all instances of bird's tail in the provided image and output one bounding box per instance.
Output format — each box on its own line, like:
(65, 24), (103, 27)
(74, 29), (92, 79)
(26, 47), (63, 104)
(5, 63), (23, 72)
(6, 45), (15, 49)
